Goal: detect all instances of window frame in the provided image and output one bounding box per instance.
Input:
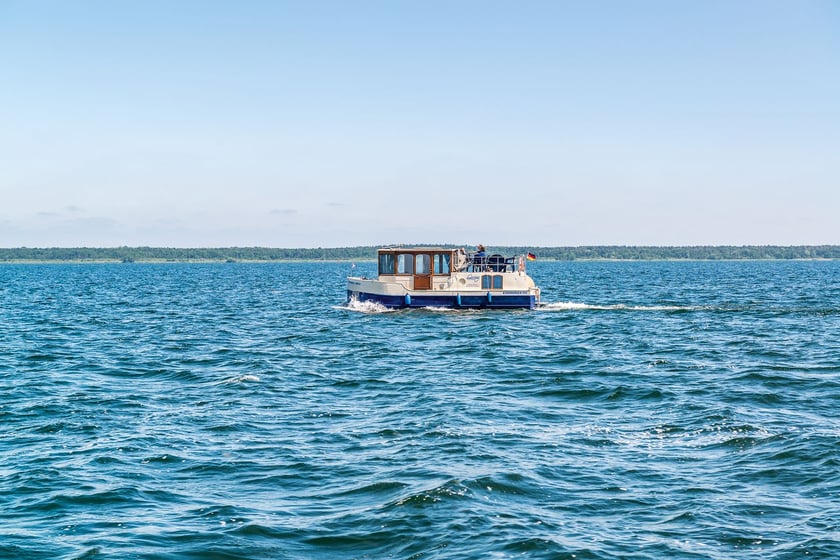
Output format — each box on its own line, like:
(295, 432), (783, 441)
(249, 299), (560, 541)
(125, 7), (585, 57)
(396, 253), (414, 275)
(434, 253), (451, 275)
(415, 253), (431, 275)
(378, 252), (395, 275)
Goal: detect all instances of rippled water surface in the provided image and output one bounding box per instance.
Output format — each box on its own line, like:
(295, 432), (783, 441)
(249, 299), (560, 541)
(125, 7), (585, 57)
(2, 261), (839, 559)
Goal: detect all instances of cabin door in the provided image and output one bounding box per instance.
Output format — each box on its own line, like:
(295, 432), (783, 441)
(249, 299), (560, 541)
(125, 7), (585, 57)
(413, 253), (431, 290)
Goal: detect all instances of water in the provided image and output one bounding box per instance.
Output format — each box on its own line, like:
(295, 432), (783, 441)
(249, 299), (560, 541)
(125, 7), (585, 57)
(1, 260), (838, 559)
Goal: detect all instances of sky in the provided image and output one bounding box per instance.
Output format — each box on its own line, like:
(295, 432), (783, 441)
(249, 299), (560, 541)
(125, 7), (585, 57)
(1, 1), (838, 248)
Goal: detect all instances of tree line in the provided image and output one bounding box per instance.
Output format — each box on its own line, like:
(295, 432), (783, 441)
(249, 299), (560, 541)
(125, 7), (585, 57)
(0, 245), (837, 262)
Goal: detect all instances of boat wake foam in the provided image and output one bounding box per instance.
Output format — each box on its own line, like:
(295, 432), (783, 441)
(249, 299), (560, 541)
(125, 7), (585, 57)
(540, 301), (698, 312)
(417, 306), (459, 313)
(338, 298), (395, 314)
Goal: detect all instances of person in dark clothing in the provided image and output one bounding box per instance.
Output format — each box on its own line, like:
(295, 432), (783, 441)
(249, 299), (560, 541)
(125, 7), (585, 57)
(474, 244), (486, 271)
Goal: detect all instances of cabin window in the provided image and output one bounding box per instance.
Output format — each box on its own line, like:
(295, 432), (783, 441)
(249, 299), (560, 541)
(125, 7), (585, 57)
(482, 275), (503, 289)
(379, 253), (395, 275)
(415, 254), (430, 274)
(397, 253), (414, 274)
(434, 253), (451, 274)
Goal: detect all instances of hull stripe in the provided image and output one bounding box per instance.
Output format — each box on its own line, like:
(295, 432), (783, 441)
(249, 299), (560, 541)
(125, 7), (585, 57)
(348, 291), (535, 309)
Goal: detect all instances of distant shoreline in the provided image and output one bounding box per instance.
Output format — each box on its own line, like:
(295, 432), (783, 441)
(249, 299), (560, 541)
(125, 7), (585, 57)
(2, 259), (836, 266)
(0, 246), (837, 263)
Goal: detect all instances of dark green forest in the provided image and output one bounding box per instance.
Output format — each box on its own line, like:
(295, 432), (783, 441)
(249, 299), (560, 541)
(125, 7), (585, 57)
(0, 245), (837, 262)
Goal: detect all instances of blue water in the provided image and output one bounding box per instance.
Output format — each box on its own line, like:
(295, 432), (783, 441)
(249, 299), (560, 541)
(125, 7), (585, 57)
(1, 260), (838, 559)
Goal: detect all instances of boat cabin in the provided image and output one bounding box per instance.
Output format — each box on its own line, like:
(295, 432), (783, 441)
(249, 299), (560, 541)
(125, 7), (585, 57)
(376, 247), (517, 291)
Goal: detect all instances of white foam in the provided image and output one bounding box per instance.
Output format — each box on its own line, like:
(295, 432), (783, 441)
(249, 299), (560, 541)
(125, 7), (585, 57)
(540, 301), (696, 312)
(222, 374), (261, 384)
(540, 301), (596, 311)
(337, 298), (395, 314)
(419, 306), (458, 313)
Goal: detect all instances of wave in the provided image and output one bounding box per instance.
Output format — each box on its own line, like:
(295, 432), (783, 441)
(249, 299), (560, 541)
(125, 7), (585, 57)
(221, 374), (261, 384)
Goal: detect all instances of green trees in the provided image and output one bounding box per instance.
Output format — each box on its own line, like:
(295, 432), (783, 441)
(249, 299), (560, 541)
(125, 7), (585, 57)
(512, 245), (839, 260)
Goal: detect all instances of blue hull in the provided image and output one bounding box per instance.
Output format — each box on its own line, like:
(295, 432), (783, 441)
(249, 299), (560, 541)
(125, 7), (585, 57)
(348, 290), (535, 309)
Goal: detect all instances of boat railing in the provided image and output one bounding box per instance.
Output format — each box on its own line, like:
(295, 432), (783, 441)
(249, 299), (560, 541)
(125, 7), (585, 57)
(462, 253), (517, 273)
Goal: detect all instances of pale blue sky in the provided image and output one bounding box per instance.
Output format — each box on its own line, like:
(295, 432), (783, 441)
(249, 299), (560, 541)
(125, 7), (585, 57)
(2, 1), (838, 247)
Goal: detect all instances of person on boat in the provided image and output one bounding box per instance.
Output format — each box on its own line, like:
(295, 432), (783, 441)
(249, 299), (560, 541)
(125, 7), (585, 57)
(474, 244), (487, 271)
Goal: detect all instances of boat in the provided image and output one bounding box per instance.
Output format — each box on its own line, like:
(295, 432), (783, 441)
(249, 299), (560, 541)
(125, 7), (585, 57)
(347, 246), (540, 309)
